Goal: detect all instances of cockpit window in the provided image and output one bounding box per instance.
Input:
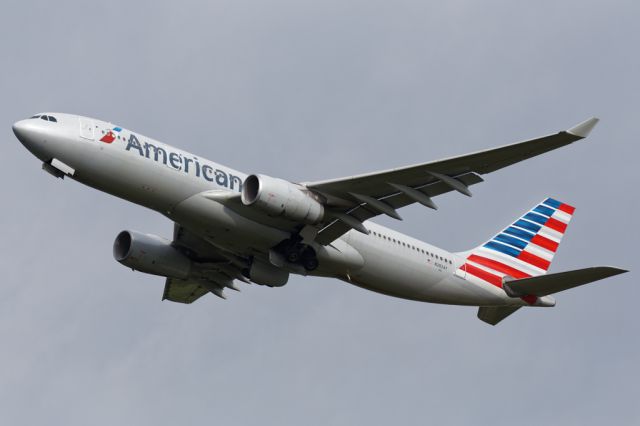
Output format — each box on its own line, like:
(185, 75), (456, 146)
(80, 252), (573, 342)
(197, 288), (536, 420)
(36, 115), (58, 122)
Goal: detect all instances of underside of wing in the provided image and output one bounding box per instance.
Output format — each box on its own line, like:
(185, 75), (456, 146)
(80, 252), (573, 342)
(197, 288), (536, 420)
(172, 222), (229, 262)
(305, 118), (599, 245)
(159, 224), (248, 303)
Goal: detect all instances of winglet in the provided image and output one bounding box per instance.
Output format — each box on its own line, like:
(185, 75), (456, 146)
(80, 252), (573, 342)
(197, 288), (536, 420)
(567, 117), (599, 138)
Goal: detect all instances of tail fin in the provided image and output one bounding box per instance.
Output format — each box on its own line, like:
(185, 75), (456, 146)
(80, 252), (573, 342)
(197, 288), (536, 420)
(457, 197), (576, 287)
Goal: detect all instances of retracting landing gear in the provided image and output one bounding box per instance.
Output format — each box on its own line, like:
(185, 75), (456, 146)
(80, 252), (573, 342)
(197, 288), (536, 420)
(276, 237), (319, 271)
(300, 248), (319, 271)
(286, 248), (301, 263)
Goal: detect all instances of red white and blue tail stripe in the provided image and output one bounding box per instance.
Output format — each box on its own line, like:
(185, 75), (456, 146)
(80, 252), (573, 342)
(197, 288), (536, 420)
(457, 198), (575, 302)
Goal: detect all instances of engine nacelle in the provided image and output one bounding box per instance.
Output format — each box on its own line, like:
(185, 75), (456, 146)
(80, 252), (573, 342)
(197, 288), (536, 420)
(241, 174), (324, 224)
(246, 260), (289, 287)
(113, 230), (191, 279)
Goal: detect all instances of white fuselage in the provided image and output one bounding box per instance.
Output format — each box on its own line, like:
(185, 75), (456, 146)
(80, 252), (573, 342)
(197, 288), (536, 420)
(14, 113), (527, 307)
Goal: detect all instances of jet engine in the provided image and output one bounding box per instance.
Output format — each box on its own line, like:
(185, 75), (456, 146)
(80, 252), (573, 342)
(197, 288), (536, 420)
(113, 230), (191, 279)
(241, 174), (324, 224)
(245, 259), (289, 287)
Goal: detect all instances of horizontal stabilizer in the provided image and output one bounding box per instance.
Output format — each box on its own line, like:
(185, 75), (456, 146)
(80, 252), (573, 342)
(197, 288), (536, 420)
(503, 266), (627, 297)
(478, 306), (521, 325)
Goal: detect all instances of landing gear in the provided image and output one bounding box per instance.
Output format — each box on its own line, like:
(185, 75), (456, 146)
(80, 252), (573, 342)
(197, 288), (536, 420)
(301, 254), (319, 271)
(286, 250), (301, 263)
(276, 237), (319, 271)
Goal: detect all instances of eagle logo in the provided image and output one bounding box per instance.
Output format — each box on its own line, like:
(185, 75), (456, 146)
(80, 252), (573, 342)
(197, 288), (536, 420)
(99, 126), (122, 144)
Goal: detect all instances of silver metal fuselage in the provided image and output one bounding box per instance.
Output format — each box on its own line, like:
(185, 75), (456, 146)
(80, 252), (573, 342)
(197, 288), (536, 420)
(13, 113), (530, 307)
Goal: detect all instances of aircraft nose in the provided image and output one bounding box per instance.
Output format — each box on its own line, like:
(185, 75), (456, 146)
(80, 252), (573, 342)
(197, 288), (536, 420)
(12, 119), (48, 158)
(12, 119), (42, 147)
(12, 120), (30, 142)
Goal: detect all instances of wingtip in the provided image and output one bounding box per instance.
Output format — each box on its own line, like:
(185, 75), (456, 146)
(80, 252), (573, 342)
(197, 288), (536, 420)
(602, 266), (629, 275)
(567, 117), (599, 138)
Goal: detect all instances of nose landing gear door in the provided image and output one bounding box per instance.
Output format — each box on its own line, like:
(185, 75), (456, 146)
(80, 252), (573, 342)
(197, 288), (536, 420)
(79, 118), (94, 140)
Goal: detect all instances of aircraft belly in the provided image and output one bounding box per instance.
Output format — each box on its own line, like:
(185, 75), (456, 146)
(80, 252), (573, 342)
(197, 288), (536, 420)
(168, 192), (290, 254)
(312, 238), (365, 277)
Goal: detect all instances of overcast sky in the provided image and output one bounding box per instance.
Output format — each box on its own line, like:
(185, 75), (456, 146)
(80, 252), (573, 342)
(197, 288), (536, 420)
(1, 1), (638, 425)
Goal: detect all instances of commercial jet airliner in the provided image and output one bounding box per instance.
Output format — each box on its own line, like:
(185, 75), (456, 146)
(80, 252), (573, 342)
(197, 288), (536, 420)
(13, 113), (627, 324)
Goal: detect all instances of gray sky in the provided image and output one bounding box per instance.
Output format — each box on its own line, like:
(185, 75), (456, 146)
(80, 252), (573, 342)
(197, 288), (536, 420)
(1, 1), (638, 424)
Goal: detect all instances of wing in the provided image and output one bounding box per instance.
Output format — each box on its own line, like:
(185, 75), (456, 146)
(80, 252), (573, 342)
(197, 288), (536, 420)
(172, 222), (229, 262)
(161, 223), (248, 303)
(306, 118), (599, 244)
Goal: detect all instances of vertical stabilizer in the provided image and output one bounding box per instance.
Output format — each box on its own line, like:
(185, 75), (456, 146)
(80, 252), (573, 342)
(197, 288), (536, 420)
(458, 198), (576, 303)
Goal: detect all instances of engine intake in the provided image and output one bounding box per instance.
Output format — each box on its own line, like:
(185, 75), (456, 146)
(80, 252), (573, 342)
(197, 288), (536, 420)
(241, 174), (324, 224)
(113, 230), (191, 279)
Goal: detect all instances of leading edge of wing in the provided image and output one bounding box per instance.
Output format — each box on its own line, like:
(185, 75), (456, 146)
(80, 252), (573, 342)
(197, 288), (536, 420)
(304, 117), (599, 189)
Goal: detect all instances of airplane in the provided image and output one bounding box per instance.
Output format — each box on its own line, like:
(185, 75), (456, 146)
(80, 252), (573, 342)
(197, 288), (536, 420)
(12, 113), (627, 325)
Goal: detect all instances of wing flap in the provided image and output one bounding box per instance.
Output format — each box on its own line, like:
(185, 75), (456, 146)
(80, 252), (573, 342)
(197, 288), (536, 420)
(162, 278), (210, 304)
(316, 172), (483, 244)
(162, 224), (248, 303)
(503, 266), (627, 297)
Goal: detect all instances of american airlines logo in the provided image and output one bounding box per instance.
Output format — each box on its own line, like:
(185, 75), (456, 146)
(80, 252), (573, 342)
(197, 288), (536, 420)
(125, 134), (243, 191)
